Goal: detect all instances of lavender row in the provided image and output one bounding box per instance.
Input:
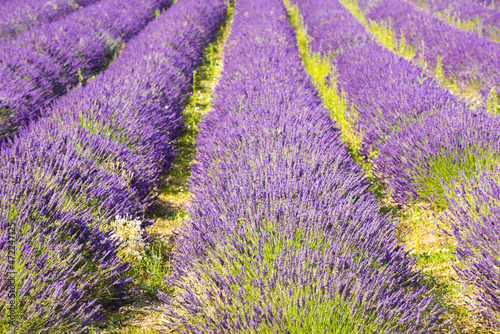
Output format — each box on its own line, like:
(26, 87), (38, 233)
(444, 170), (500, 328)
(361, 6), (500, 325)
(292, 0), (500, 204)
(0, 0), (100, 39)
(0, 0), (171, 141)
(292, 0), (500, 327)
(364, 0), (500, 102)
(405, 0), (500, 40)
(0, 0), (228, 331)
(160, 0), (446, 332)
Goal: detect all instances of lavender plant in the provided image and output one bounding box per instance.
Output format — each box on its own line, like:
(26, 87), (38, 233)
(443, 170), (500, 328)
(376, 107), (500, 205)
(160, 0), (447, 332)
(0, 0), (172, 141)
(0, 0), (228, 331)
(289, 0), (470, 158)
(290, 0), (500, 328)
(0, 175), (122, 333)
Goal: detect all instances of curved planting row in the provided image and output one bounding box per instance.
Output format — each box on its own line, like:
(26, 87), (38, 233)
(444, 170), (500, 329)
(291, 0), (500, 328)
(363, 0), (500, 103)
(0, 0), (101, 39)
(0, 0), (228, 332)
(405, 0), (500, 40)
(0, 0), (171, 141)
(160, 0), (446, 332)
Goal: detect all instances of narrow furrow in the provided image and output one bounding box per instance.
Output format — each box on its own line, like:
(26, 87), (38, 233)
(91, 3), (236, 333)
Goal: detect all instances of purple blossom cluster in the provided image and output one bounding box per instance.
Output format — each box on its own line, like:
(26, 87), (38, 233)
(292, 0), (500, 327)
(0, 0), (171, 141)
(0, 0), (227, 331)
(337, 44), (467, 157)
(444, 170), (500, 328)
(365, 0), (500, 101)
(376, 106), (500, 203)
(160, 0), (446, 332)
(0, 177), (128, 332)
(0, 0), (101, 39)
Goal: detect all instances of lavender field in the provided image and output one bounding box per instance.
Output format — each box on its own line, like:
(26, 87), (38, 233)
(0, 0), (499, 333)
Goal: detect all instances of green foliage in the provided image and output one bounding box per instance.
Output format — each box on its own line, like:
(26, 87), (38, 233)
(191, 70), (197, 95)
(77, 68), (84, 85)
(434, 55), (444, 84)
(415, 247), (456, 268)
(413, 149), (500, 209)
(487, 87), (499, 115)
(129, 236), (173, 298)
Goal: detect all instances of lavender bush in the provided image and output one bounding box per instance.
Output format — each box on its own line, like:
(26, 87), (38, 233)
(444, 170), (500, 328)
(0, 168), (125, 333)
(289, 0), (470, 158)
(0, 0), (172, 141)
(376, 107), (500, 204)
(336, 44), (466, 157)
(0, 0), (228, 331)
(160, 0), (446, 332)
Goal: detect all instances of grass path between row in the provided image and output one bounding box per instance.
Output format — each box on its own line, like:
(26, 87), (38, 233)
(88, 3), (235, 333)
